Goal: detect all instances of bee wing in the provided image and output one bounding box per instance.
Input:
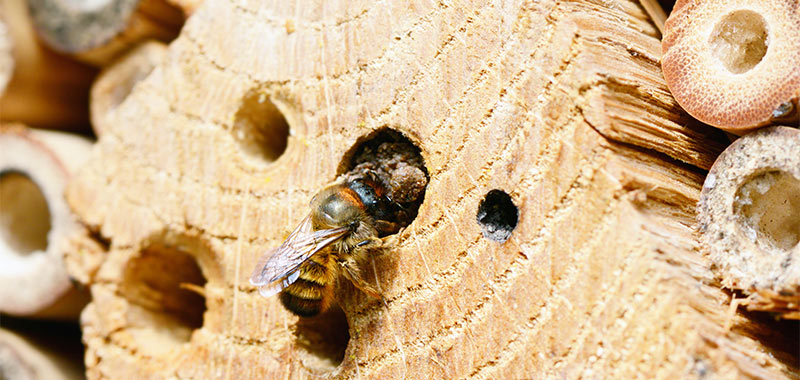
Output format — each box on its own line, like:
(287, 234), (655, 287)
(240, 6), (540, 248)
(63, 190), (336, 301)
(249, 215), (348, 297)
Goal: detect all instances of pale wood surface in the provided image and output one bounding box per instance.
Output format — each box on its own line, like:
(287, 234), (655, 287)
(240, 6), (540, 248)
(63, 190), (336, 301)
(639, 0), (666, 33)
(90, 41), (167, 137)
(65, 0), (796, 379)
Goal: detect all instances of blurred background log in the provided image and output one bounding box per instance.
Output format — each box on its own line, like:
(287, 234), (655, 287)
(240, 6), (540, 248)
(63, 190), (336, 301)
(0, 0), (95, 133)
(0, 318), (84, 380)
(62, 0), (797, 379)
(90, 41), (166, 137)
(27, 0), (183, 67)
(0, 14), (12, 94)
(0, 124), (92, 319)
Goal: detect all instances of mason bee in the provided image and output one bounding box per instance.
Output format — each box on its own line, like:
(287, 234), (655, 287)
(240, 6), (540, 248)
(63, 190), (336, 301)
(250, 178), (400, 317)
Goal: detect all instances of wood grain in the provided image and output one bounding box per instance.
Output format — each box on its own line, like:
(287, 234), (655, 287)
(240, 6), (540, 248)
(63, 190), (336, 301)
(65, 0), (795, 378)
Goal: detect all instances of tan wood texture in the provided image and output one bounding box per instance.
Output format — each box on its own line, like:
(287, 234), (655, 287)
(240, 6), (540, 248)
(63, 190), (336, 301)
(90, 41), (167, 137)
(65, 0), (796, 378)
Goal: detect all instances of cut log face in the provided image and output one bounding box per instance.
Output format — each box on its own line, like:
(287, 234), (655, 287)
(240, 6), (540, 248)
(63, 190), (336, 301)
(65, 0), (796, 378)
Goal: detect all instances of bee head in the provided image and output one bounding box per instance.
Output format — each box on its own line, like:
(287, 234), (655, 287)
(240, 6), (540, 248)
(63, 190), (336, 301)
(310, 184), (364, 231)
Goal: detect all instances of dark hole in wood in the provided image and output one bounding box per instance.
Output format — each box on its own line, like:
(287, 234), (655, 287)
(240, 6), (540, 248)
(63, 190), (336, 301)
(293, 305), (350, 373)
(477, 189), (518, 243)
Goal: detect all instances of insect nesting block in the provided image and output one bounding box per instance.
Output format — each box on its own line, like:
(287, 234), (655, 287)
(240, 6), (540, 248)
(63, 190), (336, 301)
(65, 0), (798, 379)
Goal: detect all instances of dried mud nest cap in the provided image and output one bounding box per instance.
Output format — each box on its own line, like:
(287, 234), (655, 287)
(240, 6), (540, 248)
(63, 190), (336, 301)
(662, 0), (800, 133)
(698, 126), (799, 298)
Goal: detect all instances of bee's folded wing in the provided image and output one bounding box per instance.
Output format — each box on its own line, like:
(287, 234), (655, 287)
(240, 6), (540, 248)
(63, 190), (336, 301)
(249, 215), (349, 297)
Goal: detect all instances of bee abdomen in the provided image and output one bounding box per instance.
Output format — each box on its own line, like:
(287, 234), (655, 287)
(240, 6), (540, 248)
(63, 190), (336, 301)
(280, 291), (322, 317)
(280, 256), (334, 317)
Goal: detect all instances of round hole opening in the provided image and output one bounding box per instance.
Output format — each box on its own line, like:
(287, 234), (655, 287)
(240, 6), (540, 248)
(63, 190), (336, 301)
(734, 170), (800, 251)
(338, 128), (429, 236)
(710, 10), (769, 74)
(293, 305), (350, 373)
(477, 189), (519, 243)
(0, 171), (51, 255)
(107, 45), (164, 111)
(119, 244), (207, 356)
(233, 91), (290, 164)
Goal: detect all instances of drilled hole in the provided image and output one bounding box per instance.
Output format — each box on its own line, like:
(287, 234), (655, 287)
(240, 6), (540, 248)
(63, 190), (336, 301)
(119, 244), (206, 356)
(282, 128), (427, 372)
(477, 189), (519, 243)
(293, 305), (350, 373)
(338, 128), (429, 235)
(0, 171), (51, 255)
(233, 91), (290, 163)
(710, 10), (769, 74)
(734, 170), (800, 251)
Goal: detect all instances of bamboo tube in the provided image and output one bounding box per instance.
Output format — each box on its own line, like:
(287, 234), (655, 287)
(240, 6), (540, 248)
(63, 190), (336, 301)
(0, 0), (96, 132)
(0, 328), (83, 380)
(0, 15), (11, 94)
(27, 0), (183, 67)
(698, 126), (800, 319)
(0, 124), (92, 319)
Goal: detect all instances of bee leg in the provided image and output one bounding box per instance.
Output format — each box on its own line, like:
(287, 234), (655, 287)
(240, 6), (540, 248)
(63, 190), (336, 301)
(339, 259), (382, 299)
(356, 236), (383, 249)
(374, 220), (401, 235)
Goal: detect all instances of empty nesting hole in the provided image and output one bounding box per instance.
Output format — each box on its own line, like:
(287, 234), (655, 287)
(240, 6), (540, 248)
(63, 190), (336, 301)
(477, 189), (519, 243)
(119, 244), (207, 356)
(233, 91), (290, 163)
(293, 305), (350, 373)
(710, 10), (769, 74)
(734, 171), (800, 251)
(0, 171), (51, 255)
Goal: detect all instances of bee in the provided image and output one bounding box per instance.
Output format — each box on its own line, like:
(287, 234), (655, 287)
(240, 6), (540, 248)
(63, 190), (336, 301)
(250, 178), (399, 317)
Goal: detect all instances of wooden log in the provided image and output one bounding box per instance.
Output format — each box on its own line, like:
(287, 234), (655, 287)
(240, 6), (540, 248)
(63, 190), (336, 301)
(0, 0), (96, 132)
(64, 0), (797, 378)
(27, 0), (183, 66)
(639, 0), (666, 33)
(166, 0), (202, 16)
(0, 15), (11, 94)
(0, 328), (83, 380)
(0, 124), (92, 319)
(698, 126), (800, 319)
(90, 41), (167, 137)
